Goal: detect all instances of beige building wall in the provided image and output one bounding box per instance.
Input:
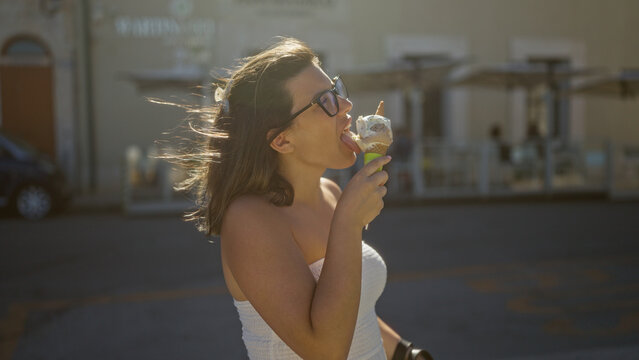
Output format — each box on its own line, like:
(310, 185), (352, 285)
(346, 0), (639, 144)
(87, 0), (639, 192)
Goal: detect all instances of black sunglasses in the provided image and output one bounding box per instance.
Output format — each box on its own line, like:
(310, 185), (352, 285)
(288, 76), (349, 121)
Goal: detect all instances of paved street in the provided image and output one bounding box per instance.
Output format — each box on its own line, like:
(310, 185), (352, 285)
(1, 201), (639, 359)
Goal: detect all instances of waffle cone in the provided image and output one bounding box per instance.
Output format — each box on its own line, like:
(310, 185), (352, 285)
(363, 133), (390, 144)
(365, 143), (389, 155)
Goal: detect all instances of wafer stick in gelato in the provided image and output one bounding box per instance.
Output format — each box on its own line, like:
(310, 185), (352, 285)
(375, 101), (384, 116)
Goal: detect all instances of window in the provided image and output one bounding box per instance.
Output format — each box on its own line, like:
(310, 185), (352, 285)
(4, 39), (48, 56)
(1, 36), (50, 66)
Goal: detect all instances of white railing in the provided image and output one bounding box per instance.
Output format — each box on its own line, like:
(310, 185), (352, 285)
(382, 139), (639, 199)
(122, 141), (639, 215)
(610, 144), (639, 198)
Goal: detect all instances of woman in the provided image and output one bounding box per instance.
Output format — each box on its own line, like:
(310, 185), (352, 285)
(174, 37), (429, 359)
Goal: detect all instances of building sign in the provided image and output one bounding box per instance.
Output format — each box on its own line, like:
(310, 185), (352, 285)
(111, 0), (215, 67)
(111, 0), (213, 39)
(114, 17), (215, 38)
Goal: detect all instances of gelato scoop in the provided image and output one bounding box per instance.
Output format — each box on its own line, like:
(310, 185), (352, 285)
(352, 101), (393, 164)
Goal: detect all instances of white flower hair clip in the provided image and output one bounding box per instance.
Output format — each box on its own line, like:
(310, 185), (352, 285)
(214, 79), (233, 114)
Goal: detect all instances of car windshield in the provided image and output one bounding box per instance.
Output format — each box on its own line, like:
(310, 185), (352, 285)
(0, 132), (40, 161)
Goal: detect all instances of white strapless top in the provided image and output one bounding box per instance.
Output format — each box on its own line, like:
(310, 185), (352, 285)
(233, 242), (388, 359)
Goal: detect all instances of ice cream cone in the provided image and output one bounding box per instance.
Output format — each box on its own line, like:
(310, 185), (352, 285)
(366, 143), (389, 155)
(363, 101), (388, 231)
(364, 145), (388, 169)
(364, 101), (388, 169)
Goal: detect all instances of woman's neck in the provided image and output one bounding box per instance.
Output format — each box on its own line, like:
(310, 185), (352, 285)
(278, 159), (326, 207)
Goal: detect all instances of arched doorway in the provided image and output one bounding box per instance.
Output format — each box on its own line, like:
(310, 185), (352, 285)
(0, 35), (55, 158)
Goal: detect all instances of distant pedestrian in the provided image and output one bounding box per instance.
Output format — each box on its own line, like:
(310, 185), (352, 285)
(489, 123), (511, 164)
(524, 123), (544, 160)
(165, 37), (432, 359)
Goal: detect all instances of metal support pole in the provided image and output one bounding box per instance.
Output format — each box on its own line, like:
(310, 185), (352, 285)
(410, 88), (425, 197)
(121, 158), (131, 213)
(479, 142), (491, 196)
(605, 141), (614, 197)
(544, 91), (554, 194)
(79, 0), (97, 191)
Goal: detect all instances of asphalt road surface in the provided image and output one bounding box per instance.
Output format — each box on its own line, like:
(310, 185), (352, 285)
(1, 201), (639, 359)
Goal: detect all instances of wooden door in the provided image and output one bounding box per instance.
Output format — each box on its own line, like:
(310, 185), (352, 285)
(0, 36), (55, 158)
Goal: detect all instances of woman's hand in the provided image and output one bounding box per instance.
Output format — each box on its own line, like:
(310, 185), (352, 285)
(335, 155), (391, 229)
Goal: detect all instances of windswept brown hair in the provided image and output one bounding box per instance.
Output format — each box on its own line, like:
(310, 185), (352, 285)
(161, 38), (319, 236)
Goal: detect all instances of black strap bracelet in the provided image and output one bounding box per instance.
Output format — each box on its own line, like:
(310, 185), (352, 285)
(410, 348), (435, 360)
(391, 339), (413, 360)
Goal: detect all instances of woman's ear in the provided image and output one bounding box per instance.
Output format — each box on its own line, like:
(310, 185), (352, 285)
(269, 130), (294, 154)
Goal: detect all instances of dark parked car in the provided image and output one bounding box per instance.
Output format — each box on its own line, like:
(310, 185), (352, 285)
(0, 131), (71, 219)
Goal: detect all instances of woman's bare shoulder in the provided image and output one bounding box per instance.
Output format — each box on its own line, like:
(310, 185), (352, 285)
(226, 193), (273, 212)
(222, 194), (287, 235)
(320, 177), (342, 200)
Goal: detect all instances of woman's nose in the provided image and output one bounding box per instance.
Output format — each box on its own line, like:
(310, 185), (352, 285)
(338, 96), (353, 114)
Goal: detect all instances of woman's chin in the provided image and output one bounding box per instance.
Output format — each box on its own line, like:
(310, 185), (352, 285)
(332, 152), (357, 169)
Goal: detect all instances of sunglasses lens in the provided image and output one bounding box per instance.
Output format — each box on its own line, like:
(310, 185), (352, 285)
(319, 92), (339, 116)
(335, 77), (348, 99)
